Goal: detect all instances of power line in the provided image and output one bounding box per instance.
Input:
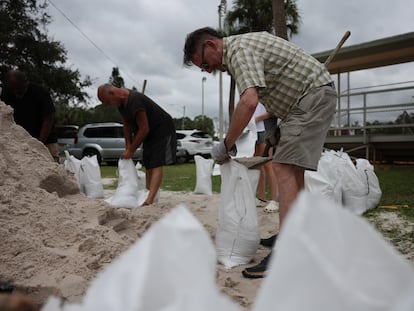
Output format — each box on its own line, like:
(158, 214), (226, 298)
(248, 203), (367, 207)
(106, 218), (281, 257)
(47, 0), (141, 86)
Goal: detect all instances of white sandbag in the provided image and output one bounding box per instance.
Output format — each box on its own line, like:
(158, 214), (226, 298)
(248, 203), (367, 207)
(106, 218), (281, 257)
(334, 152), (370, 214)
(355, 158), (382, 210)
(106, 159), (142, 208)
(305, 150), (342, 205)
(235, 118), (257, 157)
(194, 155), (214, 195)
(212, 162), (221, 176)
(135, 161), (147, 190)
(63, 150), (82, 187)
(42, 206), (241, 311)
(253, 191), (414, 311)
(216, 160), (260, 268)
(79, 155), (104, 199)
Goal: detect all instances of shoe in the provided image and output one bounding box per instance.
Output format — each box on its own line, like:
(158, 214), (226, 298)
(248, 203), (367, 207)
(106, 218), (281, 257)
(242, 252), (272, 279)
(264, 200), (279, 213)
(0, 282), (15, 293)
(260, 234), (278, 247)
(256, 197), (267, 207)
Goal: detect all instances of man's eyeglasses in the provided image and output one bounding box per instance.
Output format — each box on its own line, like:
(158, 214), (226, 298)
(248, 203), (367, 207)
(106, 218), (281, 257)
(200, 43), (209, 72)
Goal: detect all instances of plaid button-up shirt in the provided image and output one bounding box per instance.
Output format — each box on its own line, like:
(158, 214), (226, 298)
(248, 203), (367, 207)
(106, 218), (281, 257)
(223, 31), (332, 120)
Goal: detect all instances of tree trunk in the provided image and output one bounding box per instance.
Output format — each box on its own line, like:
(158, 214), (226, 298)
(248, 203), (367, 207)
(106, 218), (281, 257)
(272, 0), (288, 40)
(228, 76), (236, 122)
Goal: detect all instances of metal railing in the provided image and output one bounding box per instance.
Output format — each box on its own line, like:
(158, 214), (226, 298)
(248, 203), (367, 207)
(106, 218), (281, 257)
(325, 81), (414, 160)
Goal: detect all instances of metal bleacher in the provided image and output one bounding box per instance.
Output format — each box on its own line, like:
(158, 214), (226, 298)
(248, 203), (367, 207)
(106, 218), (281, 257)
(313, 31), (414, 162)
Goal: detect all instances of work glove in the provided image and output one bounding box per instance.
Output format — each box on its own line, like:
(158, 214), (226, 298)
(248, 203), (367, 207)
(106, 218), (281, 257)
(211, 139), (237, 164)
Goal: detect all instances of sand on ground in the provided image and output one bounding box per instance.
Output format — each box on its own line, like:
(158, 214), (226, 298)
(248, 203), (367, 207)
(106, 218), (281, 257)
(0, 101), (278, 309)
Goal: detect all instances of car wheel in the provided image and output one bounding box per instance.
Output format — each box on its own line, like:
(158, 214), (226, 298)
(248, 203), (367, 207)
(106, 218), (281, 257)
(83, 148), (102, 164)
(176, 155), (187, 164)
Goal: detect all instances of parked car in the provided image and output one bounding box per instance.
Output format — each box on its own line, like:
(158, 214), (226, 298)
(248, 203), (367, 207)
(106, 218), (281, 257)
(175, 140), (188, 164)
(67, 122), (187, 165)
(56, 125), (79, 153)
(176, 130), (213, 161)
(66, 123), (142, 165)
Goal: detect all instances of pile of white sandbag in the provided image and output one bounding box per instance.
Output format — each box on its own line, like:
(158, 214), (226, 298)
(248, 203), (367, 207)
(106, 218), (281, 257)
(42, 192), (414, 311)
(64, 151), (104, 199)
(305, 149), (382, 215)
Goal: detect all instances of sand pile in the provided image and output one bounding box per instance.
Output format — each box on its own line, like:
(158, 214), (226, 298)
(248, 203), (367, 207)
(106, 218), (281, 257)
(0, 101), (132, 301)
(0, 101), (279, 309)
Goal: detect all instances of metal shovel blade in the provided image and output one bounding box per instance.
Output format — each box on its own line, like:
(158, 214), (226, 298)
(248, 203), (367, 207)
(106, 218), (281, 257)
(233, 156), (272, 169)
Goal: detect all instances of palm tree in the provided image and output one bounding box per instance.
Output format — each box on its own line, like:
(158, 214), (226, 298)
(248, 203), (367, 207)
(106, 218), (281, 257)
(224, 0), (301, 118)
(225, 0), (300, 38)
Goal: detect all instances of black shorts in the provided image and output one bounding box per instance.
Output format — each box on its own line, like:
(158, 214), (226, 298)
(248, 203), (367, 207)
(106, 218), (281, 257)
(143, 133), (176, 169)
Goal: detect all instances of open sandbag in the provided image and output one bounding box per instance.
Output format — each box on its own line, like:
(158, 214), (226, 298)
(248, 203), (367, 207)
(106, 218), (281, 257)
(305, 150), (342, 205)
(106, 159), (148, 208)
(216, 160), (260, 268)
(355, 158), (382, 210)
(253, 191), (414, 311)
(42, 206), (240, 311)
(79, 155), (104, 199)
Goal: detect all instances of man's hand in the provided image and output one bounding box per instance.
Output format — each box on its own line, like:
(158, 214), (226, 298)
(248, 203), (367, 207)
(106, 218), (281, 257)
(120, 149), (134, 159)
(211, 139), (237, 164)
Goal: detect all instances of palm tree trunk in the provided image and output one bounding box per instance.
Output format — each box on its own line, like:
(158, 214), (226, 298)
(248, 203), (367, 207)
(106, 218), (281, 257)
(272, 0), (288, 40)
(228, 76), (236, 122)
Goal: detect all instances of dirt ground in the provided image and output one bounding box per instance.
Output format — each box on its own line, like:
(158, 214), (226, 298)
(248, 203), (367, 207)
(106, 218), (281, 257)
(1, 101), (413, 310)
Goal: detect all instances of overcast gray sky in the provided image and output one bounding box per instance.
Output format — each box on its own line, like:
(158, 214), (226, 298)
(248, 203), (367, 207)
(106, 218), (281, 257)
(46, 0), (414, 124)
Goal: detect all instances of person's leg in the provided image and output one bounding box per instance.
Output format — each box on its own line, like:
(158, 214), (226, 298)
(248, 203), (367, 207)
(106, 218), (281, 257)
(272, 162), (304, 228)
(265, 162), (278, 201)
(254, 142), (267, 201)
(144, 166), (163, 205)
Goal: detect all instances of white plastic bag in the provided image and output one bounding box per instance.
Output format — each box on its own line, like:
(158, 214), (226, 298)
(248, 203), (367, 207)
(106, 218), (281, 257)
(216, 160), (260, 268)
(330, 151), (371, 215)
(79, 155), (104, 199)
(63, 150), (82, 186)
(106, 159), (148, 208)
(355, 158), (382, 210)
(42, 206), (241, 311)
(253, 191), (414, 311)
(194, 155), (214, 195)
(305, 150), (342, 205)
(235, 118), (257, 157)
(135, 161), (147, 190)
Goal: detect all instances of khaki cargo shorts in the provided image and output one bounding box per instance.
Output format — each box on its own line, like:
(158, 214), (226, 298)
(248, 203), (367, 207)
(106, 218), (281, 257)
(273, 85), (337, 171)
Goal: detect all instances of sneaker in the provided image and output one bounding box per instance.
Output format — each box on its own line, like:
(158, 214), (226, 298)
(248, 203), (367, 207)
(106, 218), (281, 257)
(256, 197), (267, 207)
(0, 282), (15, 293)
(242, 252), (272, 279)
(264, 200), (279, 213)
(260, 234), (278, 247)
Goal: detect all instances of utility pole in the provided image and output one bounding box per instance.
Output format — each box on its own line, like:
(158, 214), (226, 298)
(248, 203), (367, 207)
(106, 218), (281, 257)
(218, 0), (226, 142)
(202, 76), (206, 120)
(181, 105), (186, 129)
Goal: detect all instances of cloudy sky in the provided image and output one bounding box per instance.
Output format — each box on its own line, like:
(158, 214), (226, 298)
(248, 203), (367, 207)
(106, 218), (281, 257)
(45, 0), (414, 125)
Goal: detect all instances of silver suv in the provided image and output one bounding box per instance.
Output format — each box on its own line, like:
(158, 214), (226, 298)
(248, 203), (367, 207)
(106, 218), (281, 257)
(67, 123), (142, 165)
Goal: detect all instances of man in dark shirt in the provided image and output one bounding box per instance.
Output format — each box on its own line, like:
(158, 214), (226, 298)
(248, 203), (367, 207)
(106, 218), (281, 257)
(1, 70), (58, 161)
(97, 84), (176, 205)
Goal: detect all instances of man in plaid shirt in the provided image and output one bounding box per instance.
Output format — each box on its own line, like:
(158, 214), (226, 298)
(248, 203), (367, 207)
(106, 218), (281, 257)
(183, 27), (337, 278)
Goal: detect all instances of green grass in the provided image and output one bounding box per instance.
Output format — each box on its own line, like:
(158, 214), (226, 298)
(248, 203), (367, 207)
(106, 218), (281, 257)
(100, 162), (222, 192)
(366, 165), (414, 222)
(161, 162), (222, 193)
(363, 165), (414, 257)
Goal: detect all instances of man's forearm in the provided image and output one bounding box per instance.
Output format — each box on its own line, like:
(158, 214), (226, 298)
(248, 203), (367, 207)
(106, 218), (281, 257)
(225, 88), (259, 149)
